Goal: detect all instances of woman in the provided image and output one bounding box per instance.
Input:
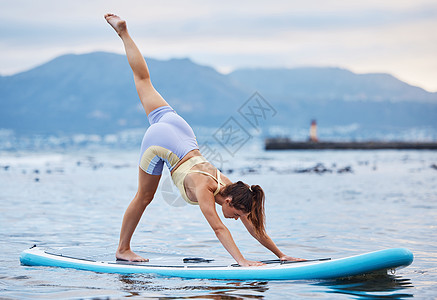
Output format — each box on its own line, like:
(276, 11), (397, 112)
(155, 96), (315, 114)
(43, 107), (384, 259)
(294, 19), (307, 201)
(104, 14), (304, 266)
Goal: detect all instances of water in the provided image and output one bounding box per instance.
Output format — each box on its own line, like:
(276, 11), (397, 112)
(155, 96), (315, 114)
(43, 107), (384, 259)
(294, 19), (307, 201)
(1, 148), (436, 299)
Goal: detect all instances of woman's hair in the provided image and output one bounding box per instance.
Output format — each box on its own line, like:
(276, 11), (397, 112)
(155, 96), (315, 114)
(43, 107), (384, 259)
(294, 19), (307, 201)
(220, 181), (266, 237)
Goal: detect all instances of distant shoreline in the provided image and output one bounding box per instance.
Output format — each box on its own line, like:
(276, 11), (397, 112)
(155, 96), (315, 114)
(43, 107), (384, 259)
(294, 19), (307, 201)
(265, 138), (437, 150)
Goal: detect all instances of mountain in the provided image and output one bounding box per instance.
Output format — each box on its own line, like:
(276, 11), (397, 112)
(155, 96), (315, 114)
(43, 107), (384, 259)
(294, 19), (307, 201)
(0, 52), (436, 136)
(229, 67), (436, 103)
(229, 68), (437, 129)
(0, 52), (245, 134)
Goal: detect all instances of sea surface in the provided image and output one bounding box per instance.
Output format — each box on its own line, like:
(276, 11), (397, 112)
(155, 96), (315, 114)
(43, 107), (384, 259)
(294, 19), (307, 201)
(0, 147), (436, 299)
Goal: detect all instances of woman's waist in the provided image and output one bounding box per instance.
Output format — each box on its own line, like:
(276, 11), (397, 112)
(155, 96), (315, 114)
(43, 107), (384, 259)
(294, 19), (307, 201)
(171, 149), (203, 175)
(171, 152), (207, 182)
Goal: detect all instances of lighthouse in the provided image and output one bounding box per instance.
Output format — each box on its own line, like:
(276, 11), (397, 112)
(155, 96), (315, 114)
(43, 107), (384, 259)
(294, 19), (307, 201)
(309, 120), (318, 142)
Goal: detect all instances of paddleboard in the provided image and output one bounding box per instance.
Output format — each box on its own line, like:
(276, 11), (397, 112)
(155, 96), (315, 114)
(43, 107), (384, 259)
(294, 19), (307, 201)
(20, 246), (413, 280)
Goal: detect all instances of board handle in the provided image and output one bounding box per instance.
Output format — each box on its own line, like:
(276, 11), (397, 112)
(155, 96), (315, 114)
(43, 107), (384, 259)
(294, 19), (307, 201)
(183, 257), (214, 263)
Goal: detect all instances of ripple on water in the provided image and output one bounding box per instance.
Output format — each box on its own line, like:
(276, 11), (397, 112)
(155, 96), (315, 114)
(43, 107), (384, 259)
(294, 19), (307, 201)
(1, 149), (436, 298)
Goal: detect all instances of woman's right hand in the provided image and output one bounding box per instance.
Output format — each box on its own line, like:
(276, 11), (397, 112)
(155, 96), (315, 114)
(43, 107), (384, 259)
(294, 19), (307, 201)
(280, 255), (307, 262)
(238, 259), (265, 267)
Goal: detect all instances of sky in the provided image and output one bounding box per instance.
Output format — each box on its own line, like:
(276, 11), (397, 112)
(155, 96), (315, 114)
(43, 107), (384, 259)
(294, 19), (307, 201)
(1, 0), (436, 92)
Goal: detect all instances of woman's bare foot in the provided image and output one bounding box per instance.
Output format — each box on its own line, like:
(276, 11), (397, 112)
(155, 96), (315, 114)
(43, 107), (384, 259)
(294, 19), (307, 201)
(104, 13), (127, 36)
(116, 248), (148, 262)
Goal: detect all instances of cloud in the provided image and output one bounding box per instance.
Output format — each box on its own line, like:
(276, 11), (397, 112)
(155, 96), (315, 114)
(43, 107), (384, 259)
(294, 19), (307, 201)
(0, 0), (436, 91)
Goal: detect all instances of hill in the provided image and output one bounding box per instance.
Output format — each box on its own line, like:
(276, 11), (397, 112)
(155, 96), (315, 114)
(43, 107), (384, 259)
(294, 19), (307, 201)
(0, 52), (435, 135)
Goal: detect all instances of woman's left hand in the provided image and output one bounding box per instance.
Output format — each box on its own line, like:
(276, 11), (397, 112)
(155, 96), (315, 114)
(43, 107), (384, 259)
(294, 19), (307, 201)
(279, 255), (307, 262)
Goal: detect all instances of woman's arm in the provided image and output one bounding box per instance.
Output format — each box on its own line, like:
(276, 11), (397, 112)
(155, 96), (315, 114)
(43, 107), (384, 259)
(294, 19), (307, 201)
(196, 190), (263, 266)
(240, 216), (305, 261)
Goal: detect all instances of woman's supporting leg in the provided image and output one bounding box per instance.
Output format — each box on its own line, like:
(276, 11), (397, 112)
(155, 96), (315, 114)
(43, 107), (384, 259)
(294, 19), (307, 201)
(105, 13), (169, 261)
(104, 13), (169, 115)
(116, 168), (161, 261)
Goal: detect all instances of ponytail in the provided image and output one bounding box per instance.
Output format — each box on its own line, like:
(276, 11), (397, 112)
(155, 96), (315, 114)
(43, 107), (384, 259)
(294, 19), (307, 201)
(220, 181), (266, 237)
(248, 184), (266, 237)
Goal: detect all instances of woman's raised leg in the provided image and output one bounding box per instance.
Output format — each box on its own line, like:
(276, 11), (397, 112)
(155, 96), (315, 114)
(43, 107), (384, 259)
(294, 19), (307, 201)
(116, 168), (162, 261)
(104, 13), (169, 115)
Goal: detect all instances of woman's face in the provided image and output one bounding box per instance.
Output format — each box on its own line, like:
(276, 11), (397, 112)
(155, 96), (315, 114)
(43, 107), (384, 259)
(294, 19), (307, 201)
(222, 199), (249, 220)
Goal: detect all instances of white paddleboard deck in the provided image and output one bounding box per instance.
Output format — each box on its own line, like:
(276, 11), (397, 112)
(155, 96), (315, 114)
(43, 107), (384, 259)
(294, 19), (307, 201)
(20, 246), (413, 280)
